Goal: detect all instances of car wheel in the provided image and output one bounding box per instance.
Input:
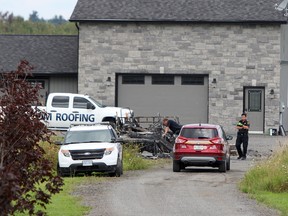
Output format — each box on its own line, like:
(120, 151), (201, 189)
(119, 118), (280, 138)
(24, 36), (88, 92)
(180, 162), (185, 170)
(57, 164), (69, 177)
(120, 158), (123, 175)
(173, 160), (181, 172)
(109, 157), (122, 177)
(85, 172), (93, 176)
(226, 156), (231, 171)
(219, 161), (226, 173)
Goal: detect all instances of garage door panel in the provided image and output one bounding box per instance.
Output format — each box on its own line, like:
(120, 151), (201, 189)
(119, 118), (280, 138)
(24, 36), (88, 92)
(117, 74), (208, 125)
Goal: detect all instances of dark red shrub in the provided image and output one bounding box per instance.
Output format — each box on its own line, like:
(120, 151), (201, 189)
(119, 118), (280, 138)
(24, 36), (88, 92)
(0, 60), (63, 215)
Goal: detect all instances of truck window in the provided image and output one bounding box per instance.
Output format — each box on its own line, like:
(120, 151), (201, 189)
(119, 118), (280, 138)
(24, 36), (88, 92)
(89, 97), (105, 108)
(52, 96), (69, 108)
(73, 97), (90, 109)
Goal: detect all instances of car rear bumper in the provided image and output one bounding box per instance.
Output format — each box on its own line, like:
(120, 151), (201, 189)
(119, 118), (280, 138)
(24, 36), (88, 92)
(176, 155), (226, 167)
(181, 156), (216, 163)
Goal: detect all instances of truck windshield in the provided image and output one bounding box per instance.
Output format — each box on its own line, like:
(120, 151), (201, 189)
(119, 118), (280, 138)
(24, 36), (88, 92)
(88, 97), (106, 108)
(65, 130), (113, 143)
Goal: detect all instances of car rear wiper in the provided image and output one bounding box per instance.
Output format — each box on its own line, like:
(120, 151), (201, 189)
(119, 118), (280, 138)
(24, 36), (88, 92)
(197, 136), (210, 139)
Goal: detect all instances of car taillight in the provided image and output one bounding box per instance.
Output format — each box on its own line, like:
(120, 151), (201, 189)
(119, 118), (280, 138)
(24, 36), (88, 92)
(208, 144), (224, 151)
(209, 145), (217, 150)
(218, 144), (224, 151)
(174, 137), (188, 150)
(210, 137), (224, 144)
(175, 137), (187, 144)
(210, 138), (224, 151)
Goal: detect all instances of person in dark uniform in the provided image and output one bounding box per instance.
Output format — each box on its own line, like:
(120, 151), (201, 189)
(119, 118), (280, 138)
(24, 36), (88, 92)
(235, 113), (250, 160)
(162, 118), (182, 137)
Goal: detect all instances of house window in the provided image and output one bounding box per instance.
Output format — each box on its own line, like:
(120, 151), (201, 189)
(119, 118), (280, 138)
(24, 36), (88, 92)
(52, 96), (69, 108)
(27, 80), (45, 89)
(248, 90), (262, 112)
(181, 75), (204, 85)
(122, 75), (145, 84)
(152, 75), (174, 85)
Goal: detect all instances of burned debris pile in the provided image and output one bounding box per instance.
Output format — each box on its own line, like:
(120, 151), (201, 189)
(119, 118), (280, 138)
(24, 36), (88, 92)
(116, 115), (179, 158)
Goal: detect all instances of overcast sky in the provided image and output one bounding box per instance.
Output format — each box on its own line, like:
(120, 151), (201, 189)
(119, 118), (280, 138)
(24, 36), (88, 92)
(0, 0), (78, 20)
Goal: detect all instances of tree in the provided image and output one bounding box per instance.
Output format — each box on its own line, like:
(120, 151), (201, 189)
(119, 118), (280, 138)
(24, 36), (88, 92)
(48, 15), (67, 25)
(0, 10), (77, 35)
(0, 60), (63, 215)
(29, 11), (45, 22)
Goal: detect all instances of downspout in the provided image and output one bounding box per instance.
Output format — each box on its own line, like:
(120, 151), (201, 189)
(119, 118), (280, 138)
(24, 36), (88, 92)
(75, 22), (79, 93)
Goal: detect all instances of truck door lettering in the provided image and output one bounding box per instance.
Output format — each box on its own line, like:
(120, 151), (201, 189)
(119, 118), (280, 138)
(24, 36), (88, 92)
(62, 113), (68, 121)
(56, 113), (62, 121)
(68, 114), (75, 121)
(88, 114), (95, 122)
(53, 113), (95, 122)
(42, 113), (52, 121)
(81, 114), (88, 122)
(74, 113), (80, 121)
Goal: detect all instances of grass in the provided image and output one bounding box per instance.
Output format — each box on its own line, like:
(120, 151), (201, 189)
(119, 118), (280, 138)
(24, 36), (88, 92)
(15, 178), (91, 216)
(239, 144), (288, 215)
(123, 143), (168, 170)
(37, 178), (91, 216)
(247, 191), (288, 216)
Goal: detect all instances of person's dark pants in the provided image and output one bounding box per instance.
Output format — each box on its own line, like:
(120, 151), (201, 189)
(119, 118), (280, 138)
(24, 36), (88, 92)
(236, 133), (249, 157)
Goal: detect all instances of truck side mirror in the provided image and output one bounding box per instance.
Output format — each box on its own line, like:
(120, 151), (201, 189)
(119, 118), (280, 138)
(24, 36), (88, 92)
(87, 102), (95, 110)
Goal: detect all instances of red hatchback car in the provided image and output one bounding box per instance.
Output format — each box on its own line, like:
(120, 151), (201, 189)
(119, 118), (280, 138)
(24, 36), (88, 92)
(172, 124), (233, 172)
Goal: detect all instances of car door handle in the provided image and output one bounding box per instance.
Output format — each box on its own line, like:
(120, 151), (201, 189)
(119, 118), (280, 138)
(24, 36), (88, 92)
(72, 111), (79, 113)
(50, 110), (57, 112)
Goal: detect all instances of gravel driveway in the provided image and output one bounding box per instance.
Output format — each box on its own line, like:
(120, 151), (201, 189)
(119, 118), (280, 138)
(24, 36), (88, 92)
(73, 134), (288, 216)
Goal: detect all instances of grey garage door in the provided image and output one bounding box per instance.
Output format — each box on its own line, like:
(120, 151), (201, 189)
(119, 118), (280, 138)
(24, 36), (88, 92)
(117, 74), (208, 125)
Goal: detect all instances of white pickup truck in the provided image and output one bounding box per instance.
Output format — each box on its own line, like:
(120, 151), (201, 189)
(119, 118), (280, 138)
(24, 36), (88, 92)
(36, 93), (133, 130)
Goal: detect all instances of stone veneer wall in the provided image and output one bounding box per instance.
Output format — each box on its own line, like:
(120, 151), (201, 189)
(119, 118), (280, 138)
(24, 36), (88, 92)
(78, 22), (280, 133)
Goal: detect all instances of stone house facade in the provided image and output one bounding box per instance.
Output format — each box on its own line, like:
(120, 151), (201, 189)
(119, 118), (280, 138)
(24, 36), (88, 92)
(70, 0), (286, 134)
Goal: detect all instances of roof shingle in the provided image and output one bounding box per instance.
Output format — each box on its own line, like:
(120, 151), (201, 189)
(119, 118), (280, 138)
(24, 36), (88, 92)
(0, 35), (78, 74)
(70, 0), (287, 23)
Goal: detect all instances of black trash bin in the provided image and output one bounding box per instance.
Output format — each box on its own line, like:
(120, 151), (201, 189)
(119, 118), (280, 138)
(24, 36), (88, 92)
(269, 128), (277, 136)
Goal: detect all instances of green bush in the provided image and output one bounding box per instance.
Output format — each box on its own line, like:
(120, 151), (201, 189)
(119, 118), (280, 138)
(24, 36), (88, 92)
(123, 144), (152, 170)
(39, 136), (63, 171)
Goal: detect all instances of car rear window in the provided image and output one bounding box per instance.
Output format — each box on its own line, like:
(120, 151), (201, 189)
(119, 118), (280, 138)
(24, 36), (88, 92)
(180, 128), (218, 139)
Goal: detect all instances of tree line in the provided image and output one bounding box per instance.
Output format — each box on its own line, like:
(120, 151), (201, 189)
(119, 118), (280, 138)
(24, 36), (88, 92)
(0, 11), (77, 35)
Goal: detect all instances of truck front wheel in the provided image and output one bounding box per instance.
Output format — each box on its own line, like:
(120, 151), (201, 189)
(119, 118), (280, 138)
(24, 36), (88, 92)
(57, 164), (70, 177)
(102, 117), (116, 128)
(109, 158), (122, 177)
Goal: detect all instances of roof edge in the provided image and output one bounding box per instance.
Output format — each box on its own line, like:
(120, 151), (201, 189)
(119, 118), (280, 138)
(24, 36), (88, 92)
(69, 18), (287, 24)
